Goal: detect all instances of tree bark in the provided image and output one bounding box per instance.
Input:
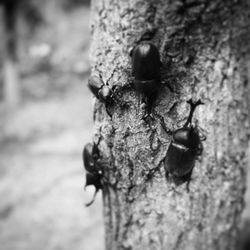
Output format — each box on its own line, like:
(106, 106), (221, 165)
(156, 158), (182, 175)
(89, 0), (250, 249)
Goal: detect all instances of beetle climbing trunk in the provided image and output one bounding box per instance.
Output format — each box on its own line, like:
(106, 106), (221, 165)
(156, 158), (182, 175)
(89, 0), (250, 249)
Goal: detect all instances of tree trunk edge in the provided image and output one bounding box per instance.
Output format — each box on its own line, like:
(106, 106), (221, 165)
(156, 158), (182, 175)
(89, 1), (250, 249)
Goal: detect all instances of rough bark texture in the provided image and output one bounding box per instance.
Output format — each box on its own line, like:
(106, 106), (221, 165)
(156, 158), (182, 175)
(89, 0), (250, 249)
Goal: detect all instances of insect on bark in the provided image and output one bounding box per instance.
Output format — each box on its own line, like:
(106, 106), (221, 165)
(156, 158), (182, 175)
(165, 99), (205, 187)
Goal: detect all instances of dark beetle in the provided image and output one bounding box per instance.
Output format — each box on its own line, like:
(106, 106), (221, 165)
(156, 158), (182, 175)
(83, 142), (103, 207)
(88, 75), (126, 117)
(165, 99), (205, 186)
(88, 76), (114, 105)
(131, 41), (162, 116)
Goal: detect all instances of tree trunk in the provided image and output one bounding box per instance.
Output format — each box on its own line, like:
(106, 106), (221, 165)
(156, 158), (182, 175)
(2, 1), (20, 107)
(89, 0), (250, 249)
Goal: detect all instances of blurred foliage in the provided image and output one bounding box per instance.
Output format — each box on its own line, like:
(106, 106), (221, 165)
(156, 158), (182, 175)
(61, 0), (90, 11)
(0, 3), (105, 249)
(0, 0), (44, 30)
(19, 0), (44, 31)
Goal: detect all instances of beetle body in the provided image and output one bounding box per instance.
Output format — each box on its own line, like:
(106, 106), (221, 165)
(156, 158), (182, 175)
(132, 42), (161, 83)
(87, 76), (114, 117)
(166, 127), (201, 178)
(165, 99), (204, 185)
(131, 42), (161, 115)
(83, 142), (103, 206)
(83, 143), (95, 172)
(133, 79), (158, 101)
(85, 172), (102, 192)
(88, 76), (113, 104)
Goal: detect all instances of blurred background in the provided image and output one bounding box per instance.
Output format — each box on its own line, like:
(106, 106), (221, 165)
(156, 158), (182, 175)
(0, 1), (249, 250)
(0, 0), (104, 250)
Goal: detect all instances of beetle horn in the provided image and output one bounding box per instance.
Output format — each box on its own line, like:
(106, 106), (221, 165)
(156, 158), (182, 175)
(85, 188), (99, 207)
(184, 99), (204, 127)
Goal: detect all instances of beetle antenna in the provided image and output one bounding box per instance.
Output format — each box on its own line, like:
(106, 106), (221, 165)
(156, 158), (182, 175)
(85, 189), (98, 207)
(184, 99), (204, 127)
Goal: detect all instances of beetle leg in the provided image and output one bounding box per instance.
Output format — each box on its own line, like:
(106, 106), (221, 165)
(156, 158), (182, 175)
(161, 79), (177, 94)
(128, 47), (134, 57)
(172, 170), (193, 190)
(196, 143), (203, 156)
(173, 171), (193, 192)
(186, 181), (190, 192)
(184, 171), (193, 192)
(169, 184), (182, 195)
(197, 126), (207, 141)
(111, 85), (131, 110)
(199, 133), (207, 141)
(138, 95), (144, 113)
(165, 170), (170, 180)
(154, 113), (172, 135)
(142, 111), (154, 122)
(166, 83), (175, 93)
(142, 113), (154, 123)
(141, 96), (152, 121)
(104, 103), (113, 118)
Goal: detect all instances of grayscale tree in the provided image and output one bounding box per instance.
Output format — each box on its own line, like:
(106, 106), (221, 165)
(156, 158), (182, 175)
(88, 0), (250, 249)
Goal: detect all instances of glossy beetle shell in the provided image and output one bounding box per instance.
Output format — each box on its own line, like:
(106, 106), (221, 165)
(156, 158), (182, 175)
(131, 42), (162, 115)
(165, 99), (205, 184)
(83, 143), (94, 173)
(133, 79), (158, 98)
(165, 127), (201, 178)
(173, 127), (200, 149)
(132, 42), (161, 82)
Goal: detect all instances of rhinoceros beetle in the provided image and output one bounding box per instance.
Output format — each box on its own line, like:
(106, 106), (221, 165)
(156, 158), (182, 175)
(130, 41), (162, 118)
(88, 76), (115, 105)
(165, 99), (205, 187)
(82, 142), (103, 207)
(88, 75), (127, 117)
